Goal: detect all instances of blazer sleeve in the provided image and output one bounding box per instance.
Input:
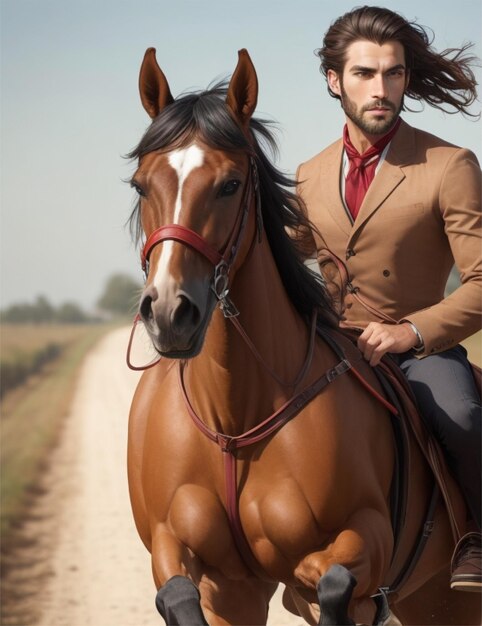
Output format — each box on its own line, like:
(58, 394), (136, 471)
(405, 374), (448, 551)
(405, 148), (482, 356)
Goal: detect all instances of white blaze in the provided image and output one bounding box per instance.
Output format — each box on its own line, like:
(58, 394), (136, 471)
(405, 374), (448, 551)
(154, 144), (204, 284)
(168, 144), (204, 222)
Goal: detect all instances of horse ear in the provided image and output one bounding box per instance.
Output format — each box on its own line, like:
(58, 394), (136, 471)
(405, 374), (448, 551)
(226, 49), (258, 130)
(139, 48), (174, 119)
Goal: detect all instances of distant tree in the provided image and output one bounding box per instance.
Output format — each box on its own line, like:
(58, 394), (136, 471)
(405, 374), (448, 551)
(32, 295), (55, 323)
(0, 302), (32, 323)
(55, 302), (89, 323)
(1, 295), (55, 323)
(0, 296), (91, 324)
(97, 273), (142, 316)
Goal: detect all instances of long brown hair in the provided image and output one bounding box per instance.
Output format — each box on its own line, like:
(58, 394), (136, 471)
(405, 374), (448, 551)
(317, 6), (479, 116)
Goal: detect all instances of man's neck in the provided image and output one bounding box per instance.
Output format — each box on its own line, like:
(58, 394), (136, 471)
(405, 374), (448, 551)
(344, 118), (399, 153)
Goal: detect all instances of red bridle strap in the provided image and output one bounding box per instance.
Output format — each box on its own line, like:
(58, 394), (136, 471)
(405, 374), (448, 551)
(141, 224), (223, 273)
(140, 158), (256, 277)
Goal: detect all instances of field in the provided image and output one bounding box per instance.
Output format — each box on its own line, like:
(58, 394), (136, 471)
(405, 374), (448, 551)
(0, 323), (110, 540)
(0, 324), (97, 398)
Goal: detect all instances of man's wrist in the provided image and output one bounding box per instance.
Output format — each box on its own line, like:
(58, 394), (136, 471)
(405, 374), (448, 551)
(406, 321), (424, 353)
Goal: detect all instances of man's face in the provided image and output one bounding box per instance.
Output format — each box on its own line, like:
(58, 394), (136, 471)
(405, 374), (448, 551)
(328, 40), (409, 136)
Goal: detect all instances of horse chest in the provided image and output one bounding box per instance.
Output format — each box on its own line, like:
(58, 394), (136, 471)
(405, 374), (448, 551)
(240, 476), (327, 559)
(166, 465), (329, 581)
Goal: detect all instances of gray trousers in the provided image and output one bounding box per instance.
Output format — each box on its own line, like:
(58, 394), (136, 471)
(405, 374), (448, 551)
(393, 345), (481, 529)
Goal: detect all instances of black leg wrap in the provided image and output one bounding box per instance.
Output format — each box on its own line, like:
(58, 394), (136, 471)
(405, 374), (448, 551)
(317, 564), (356, 626)
(155, 575), (209, 625)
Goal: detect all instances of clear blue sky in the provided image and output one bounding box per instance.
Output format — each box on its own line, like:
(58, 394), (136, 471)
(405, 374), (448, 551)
(1, 0), (481, 310)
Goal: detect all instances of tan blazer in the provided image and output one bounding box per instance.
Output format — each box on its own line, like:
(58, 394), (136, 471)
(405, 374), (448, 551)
(297, 119), (482, 356)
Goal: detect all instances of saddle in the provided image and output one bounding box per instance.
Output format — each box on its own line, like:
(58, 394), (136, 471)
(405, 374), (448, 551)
(320, 326), (480, 594)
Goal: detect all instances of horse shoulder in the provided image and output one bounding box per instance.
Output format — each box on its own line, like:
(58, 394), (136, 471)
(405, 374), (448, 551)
(127, 360), (179, 550)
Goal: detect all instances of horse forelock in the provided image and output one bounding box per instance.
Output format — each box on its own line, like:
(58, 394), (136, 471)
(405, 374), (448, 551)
(126, 82), (338, 327)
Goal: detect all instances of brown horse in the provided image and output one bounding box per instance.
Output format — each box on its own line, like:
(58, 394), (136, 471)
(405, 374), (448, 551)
(126, 48), (480, 625)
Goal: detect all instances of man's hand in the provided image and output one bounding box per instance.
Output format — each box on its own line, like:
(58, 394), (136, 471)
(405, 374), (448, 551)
(357, 322), (419, 366)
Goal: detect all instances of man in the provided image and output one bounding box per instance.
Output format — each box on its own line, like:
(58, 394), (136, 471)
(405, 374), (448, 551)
(297, 6), (481, 591)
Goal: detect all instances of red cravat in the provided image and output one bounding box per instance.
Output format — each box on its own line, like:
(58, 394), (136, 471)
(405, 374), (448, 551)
(343, 118), (401, 219)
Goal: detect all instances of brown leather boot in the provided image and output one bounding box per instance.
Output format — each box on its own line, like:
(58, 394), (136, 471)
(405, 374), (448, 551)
(450, 532), (482, 592)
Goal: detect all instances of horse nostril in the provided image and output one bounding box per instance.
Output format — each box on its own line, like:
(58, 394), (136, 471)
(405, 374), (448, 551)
(172, 295), (201, 331)
(139, 285), (159, 324)
(139, 294), (154, 323)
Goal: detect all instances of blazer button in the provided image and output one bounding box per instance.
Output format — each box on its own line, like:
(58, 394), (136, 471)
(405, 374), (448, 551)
(383, 269), (391, 277)
(346, 248), (356, 259)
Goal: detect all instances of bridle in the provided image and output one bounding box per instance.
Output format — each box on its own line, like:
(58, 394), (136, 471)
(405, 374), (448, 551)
(126, 153), (321, 391)
(140, 155), (262, 318)
(126, 154), (261, 366)
(126, 154), (265, 371)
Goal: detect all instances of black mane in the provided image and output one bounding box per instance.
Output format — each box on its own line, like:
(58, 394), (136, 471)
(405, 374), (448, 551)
(127, 82), (338, 327)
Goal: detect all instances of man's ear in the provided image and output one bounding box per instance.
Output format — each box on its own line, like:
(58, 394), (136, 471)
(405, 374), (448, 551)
(327, 69), (341, 96)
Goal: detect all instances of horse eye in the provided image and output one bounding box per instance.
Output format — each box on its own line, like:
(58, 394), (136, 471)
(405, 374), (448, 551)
(219, 179), (241, 197)
(130, 180), (146, 197)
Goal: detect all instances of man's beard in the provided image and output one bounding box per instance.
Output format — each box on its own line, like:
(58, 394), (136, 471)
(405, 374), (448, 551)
(340, 84), (403, 135)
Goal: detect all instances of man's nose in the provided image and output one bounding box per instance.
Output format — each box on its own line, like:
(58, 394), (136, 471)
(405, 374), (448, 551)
(371, 74), (389, 99)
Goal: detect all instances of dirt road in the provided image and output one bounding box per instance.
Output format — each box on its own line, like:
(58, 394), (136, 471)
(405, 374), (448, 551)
(2, 327), (303, 626)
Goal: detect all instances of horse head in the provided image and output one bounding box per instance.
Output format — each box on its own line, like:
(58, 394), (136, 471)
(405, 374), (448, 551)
(131, 48), (259, 358)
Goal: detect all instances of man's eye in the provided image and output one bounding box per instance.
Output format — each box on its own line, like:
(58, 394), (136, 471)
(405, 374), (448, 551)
(219, 180), (241, 197)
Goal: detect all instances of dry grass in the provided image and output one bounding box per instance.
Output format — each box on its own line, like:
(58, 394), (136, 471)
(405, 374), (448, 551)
(0, 324), (108, 539)
(0, 323), (88, 357)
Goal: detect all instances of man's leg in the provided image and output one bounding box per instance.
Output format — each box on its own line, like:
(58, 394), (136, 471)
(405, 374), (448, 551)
(395, 345), (481, 591)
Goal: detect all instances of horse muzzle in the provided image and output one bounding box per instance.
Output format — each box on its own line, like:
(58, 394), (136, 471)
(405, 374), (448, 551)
(138, 279), (215, 358)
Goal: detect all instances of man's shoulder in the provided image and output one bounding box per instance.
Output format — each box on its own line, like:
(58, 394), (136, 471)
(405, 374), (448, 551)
(409, 123), (459, 150)
(401, 120), (478, 156)
(297, 137), (343, 178)
(391, 120), (480, 168)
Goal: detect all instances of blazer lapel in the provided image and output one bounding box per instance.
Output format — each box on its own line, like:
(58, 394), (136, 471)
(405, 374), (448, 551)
(350, 120), (414, 240)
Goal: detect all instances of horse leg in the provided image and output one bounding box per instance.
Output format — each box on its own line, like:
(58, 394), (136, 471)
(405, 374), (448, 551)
(197, 568), (278, 626)
(294, 508), (394, 625)
(149, 526), (210, 625)
(317, 567), (400, 626)
(150, 527), (276, 625)
(155, 575), (209, 625)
